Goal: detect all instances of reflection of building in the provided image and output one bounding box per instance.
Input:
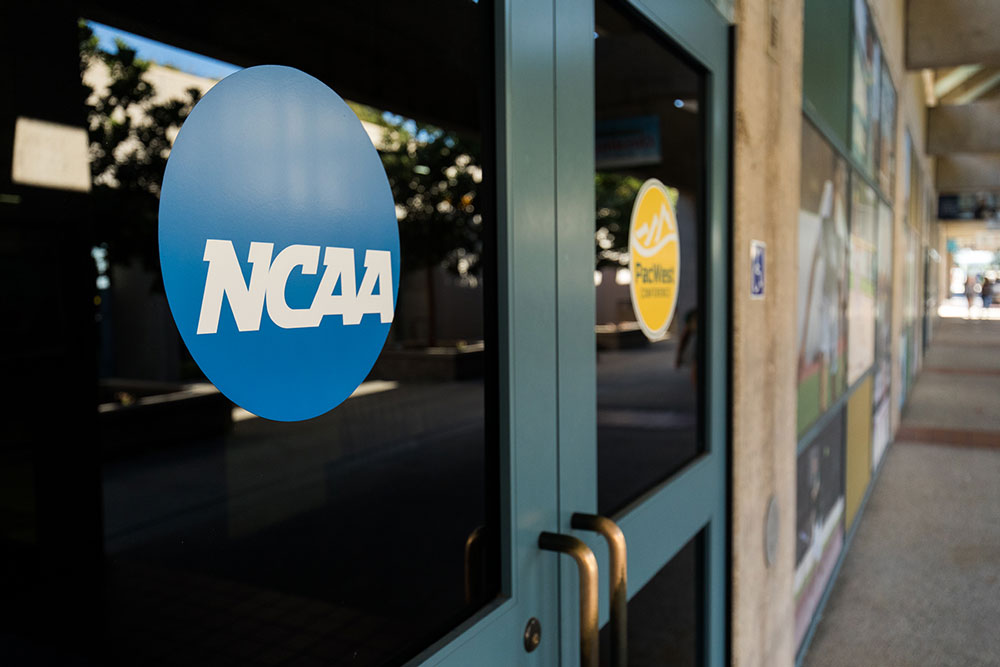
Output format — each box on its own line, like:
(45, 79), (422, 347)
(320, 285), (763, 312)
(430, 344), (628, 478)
(3, 1), (1000, 666)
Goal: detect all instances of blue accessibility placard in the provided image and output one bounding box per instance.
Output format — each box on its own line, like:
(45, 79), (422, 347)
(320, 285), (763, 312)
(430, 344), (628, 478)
(159, 66), (400, 421)
(750, 240), (766, 300)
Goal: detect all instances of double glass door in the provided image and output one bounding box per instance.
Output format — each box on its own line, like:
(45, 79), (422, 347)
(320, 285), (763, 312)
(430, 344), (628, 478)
(432, 0), (730, 664)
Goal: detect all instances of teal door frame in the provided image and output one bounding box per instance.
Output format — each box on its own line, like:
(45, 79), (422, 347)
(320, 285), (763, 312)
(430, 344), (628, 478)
(554, 2), (730, 666)
(416, 1), (730, 665)
(414, 1), (563, 663)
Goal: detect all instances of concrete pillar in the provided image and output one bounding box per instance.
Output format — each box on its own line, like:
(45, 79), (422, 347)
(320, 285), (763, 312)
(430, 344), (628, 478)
(729, 0), (802, 664)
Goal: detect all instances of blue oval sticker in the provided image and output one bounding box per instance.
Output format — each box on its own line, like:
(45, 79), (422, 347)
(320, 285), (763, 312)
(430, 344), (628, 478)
(159, 66), (399, 421)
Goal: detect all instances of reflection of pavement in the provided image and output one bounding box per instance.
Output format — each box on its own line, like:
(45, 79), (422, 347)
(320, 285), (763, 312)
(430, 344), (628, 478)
(103, 381), (484, 550)
(596, 342), (699, 515)
(101, 379), (490, 666)
(597, 340), (697, 412)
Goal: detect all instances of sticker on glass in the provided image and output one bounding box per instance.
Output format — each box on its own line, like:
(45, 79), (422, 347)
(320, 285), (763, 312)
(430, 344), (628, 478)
(628, 178), (680, 341)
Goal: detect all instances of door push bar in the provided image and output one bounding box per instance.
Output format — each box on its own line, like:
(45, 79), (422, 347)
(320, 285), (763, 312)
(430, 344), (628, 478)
(538, 514), (628, 667)
(572, 513), (627, 667)
(538, 532), (599, 667)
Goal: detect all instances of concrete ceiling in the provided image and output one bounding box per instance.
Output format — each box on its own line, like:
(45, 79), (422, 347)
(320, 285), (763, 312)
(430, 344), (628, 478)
(908, 0), (1000, 69)
(927, 100), (1000, 155)
(937, 155), (1000, 193)
(907, 0), (1000, 197)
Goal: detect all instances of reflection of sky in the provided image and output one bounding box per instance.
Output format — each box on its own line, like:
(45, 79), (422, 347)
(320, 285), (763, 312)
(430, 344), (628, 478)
(87, 20), (241, 80)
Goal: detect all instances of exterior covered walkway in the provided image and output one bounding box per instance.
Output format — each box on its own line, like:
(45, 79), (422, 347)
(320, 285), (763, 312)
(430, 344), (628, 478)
(802, 315), (1000, 666)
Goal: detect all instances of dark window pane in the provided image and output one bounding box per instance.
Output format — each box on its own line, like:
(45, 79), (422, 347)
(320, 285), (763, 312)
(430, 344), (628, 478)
(595, 0), (706, 516)
(600, 533), (702, 667)
(2, 4), (498, 666)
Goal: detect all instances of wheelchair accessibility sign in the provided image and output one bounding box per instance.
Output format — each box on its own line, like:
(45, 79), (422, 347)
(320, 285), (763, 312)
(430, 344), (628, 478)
(750, 240), (766, 300)
(159, 66), (400, 422)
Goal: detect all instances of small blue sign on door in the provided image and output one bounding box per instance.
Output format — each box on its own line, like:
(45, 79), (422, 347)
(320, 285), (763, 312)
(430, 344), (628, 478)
(750, 240), (766, 300)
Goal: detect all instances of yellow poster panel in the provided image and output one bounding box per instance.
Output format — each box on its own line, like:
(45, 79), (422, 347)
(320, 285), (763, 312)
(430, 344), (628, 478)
(628, 179), (680, 340)
(845, 376), (873, 529)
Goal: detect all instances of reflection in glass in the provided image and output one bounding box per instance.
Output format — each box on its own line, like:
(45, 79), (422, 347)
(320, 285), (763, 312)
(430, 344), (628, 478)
(797, 119), (849, 436)
(16, 5), (499, 666)
(594, 0), (705, 517)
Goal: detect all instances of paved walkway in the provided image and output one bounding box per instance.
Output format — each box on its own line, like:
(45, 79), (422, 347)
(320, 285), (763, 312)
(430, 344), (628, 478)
(803, 316), (1000, 667)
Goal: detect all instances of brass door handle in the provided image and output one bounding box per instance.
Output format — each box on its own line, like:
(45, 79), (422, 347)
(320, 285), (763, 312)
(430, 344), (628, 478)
(572, 513), (627, 667)
(538, 532), (599, 667)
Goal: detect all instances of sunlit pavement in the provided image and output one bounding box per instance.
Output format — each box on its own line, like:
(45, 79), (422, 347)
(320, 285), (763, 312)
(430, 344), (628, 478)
(803, 315), (1000, 667)
(938, 295), (1000, 320)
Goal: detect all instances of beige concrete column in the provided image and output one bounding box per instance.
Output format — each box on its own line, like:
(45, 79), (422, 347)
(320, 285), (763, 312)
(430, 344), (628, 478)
(729, 0), (802, 665)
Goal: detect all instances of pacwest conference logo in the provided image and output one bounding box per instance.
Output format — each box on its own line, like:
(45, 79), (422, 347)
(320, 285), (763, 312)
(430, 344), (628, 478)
(159, 66), (399, 422)
(628, 179), (680, 341)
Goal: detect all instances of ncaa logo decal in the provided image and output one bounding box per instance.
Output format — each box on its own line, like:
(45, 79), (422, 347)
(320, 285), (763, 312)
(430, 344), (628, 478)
(628, 179), (680, 341)
(159, 66), (400, 421)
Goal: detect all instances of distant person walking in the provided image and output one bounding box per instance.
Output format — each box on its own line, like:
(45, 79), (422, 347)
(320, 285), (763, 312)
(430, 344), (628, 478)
(966, 275), (976, 316)
(982, 277), (993, 312)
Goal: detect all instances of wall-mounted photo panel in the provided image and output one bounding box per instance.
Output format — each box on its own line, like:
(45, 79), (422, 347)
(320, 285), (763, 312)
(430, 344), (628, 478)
(847, 178), (877, 385)
(851, 0), (881, 177)
(872, 386), (891, 470)
(795, 410), (845, 650)
(797, 120), (849, 436)
(877, 62), (896, 197)
(873, 200), (893, 408)
(845, 377), (873, 529)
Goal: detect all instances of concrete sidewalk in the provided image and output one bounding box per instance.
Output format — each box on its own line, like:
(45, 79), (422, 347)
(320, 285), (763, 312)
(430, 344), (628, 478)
(802, 317), (1000, 667)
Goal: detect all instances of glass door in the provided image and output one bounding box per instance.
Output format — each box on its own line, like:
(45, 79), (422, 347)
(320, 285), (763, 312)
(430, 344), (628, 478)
(552, 1), (730, 665)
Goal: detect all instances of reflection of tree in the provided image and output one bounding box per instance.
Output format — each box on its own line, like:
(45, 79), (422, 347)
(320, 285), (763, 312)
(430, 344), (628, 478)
(595, 173), (642, 268)
(378, 119), (483, 346)
(79, 22), (201, 286)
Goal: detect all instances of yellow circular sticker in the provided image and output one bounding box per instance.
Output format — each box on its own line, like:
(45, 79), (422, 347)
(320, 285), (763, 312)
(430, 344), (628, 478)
(628, 179), (680, 341)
